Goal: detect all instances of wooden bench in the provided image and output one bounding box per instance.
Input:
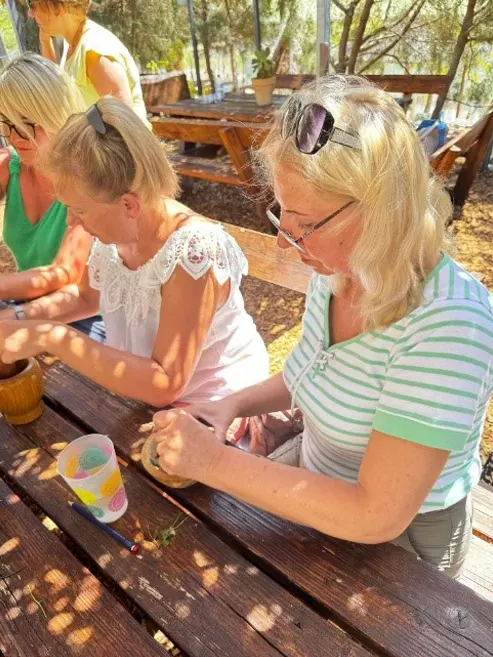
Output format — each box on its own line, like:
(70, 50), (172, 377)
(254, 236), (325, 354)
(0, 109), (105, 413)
(141, 72), (190, 112)
(152, 117), (270, 222)
(430, 109), (493, 210)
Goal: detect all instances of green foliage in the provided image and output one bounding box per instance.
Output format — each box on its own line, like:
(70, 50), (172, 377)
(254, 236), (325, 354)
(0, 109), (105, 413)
(90, 0), (188, 68)
(252, 47), (275, 78)
(0, 4), (17, 53)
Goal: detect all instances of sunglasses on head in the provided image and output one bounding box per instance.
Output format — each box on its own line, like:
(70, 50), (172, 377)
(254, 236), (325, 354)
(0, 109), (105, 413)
(280, 100), (361, 154)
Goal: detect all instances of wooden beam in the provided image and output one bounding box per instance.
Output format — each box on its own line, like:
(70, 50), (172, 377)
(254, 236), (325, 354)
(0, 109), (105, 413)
(365, 74), (453, 96)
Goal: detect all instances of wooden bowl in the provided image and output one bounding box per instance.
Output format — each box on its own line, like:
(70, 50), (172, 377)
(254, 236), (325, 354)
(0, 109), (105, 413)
(141, 435), (196, 488)
(0, 358), (44, 425)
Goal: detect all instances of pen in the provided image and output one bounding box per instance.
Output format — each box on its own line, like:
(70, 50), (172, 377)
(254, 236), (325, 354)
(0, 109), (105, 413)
(69, 501), (139, 553)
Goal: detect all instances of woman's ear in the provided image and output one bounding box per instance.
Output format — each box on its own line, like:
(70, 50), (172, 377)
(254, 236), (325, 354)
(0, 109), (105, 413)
(121, 193), (141, 218)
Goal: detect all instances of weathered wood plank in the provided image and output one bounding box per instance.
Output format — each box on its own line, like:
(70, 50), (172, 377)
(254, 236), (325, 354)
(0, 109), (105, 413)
(222, 224), (311, 294)
(453, 110), (493, 207)
(169, 155), (241, 186)
(141, 72), (190, 111)
(0, 407), (373, 657)
(365, 75), (453, 95)
(152, 118), (268, 150)
(472, 483), (493, 541)
(0, 479), (165, 657)
(460, 536), (493, 603)
(41, 360), (493, 657)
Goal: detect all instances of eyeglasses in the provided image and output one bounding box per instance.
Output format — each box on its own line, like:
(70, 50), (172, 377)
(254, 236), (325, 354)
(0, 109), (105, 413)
(280, 100), (361, 154)
(266, 200), (355, 250)
(0, 120), (37, 140)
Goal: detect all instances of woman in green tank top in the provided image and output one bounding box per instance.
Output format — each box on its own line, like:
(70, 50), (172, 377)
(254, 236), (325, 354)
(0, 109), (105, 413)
(0, 53), (104, 341)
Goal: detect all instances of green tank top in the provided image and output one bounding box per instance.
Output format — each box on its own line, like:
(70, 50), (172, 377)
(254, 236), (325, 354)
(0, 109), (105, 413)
(3, 149), (68, 272)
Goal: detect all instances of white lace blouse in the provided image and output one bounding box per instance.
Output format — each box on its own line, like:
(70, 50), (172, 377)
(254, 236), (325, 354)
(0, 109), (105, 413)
(87, 222), (269, 404)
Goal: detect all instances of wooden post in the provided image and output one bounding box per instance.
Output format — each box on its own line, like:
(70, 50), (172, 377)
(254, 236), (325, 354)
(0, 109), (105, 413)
(316, 0), (330, 76)
(453, 110), (493, 208)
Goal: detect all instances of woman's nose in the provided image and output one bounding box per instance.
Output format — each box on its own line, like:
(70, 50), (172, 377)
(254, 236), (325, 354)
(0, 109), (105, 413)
(277, 233), (295, 250)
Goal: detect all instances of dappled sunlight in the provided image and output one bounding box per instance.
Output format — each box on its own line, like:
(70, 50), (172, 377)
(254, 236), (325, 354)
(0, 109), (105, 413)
(38, 461), (58, 481)
(44, 569), (70, 594)
(66, 626), (94, 647)
(347, 592), (368, 616)
(174, 601), (191, 619)
(51, 441), (69, 452)
(53, 596), (70, 612)
(10, 448), (41, 478)
(73, 576), (103, 612)
(202, 565), (219, 588)
(0, 537), (20, 556)
(246, 603), (284, 632)
(112, 360), (127, 378)
(48, 611), (75, 634)
(97, 553), (113, 568)
(224, 564), (238, 575)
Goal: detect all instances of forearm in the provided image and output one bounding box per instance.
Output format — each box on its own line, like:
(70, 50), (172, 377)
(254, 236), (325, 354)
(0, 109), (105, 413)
(46, 324), (180, 406)
(227, 372), (292, 417)
(206, 447), (394, 544)
(0, 265), (78, 302)
(40, 36), (57, 62)
(2, 285), (95, 324)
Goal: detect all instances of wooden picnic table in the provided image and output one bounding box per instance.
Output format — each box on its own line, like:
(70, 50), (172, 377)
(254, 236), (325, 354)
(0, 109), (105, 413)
(1, 354), (493, 656)
(149, 92), (286, 123)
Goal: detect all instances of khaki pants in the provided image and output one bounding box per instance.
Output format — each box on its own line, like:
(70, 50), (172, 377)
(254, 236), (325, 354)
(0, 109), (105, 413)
(268, 435), (473, 579)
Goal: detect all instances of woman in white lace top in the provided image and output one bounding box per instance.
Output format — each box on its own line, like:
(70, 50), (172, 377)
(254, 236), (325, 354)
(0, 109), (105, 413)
(0, 98), (269, 406)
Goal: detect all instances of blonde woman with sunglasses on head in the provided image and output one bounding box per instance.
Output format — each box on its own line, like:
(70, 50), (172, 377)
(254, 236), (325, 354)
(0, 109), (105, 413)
(150, 76), (493, 579)
(0, 53), (104, 340)
(0, 98), (268, 410)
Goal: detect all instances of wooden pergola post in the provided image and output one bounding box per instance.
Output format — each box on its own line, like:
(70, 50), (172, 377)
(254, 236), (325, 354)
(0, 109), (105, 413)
(317, 0), (330, 77)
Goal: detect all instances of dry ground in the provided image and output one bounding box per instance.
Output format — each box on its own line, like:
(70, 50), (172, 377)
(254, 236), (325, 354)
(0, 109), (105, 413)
(1, 171), (492, 461)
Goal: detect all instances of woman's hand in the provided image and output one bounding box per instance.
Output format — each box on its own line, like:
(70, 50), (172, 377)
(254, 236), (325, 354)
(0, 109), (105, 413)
(153, 409), (225, 482)
(0, 320), (61, 363)
(184, 397), (241, 443)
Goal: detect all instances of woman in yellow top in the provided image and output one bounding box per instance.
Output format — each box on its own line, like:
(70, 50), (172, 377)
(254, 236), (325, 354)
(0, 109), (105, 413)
(29, 0), (147, 123)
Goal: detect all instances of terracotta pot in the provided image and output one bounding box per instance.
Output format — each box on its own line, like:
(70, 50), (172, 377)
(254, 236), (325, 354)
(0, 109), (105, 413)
(252, 77), (276, 106)
(141, 435), (196, 488)
(0, 358), (44, 425)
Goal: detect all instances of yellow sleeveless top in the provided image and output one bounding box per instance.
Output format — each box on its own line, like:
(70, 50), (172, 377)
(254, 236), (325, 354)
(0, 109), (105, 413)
(64, 20), (148, 123)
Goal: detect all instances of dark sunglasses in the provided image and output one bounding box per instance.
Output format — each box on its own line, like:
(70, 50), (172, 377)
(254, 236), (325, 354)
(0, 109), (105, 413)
(0, 119), (37, 140)
(266, 200), (355, 250)
(280, 100), (361, 154)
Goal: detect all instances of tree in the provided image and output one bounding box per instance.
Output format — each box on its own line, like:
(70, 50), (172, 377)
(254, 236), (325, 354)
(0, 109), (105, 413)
(90, 0), (188, 69)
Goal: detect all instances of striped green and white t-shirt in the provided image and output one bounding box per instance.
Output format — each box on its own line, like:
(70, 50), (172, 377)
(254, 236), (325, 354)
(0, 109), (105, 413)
(284, 254), (493, 512)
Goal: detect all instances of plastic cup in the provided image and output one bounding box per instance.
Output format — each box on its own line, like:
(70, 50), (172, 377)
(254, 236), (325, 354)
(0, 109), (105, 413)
(57, 434), (128, 523)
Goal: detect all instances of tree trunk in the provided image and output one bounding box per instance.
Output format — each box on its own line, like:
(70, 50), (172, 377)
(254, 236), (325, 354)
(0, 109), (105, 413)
(198, 0), (214, 92)
(432, 0), (478, 119)
(336, 0), (360, 73)
(455, 47), (471, 119)
(229, 43), (237, 90)
(347, 0), (375, 74)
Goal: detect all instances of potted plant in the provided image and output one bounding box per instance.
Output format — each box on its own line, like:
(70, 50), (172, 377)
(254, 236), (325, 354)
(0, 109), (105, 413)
(251, 48), (276, 106)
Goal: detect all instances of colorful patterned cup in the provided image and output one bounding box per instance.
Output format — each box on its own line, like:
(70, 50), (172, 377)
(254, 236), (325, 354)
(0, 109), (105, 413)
(57, 434), (128, 523)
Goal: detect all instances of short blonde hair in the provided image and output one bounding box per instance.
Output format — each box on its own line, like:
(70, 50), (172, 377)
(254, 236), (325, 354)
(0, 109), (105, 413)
(45, 97), (178, 209)
(257, 75), (452, 329)
(0, 52), (85, 137)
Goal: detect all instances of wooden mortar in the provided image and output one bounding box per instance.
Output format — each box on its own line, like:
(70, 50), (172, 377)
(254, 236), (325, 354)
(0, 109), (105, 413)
(0, 358), (45, 425)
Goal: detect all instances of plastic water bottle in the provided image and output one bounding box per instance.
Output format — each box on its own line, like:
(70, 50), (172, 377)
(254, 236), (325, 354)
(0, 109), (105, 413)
(215, 75), (225, 102)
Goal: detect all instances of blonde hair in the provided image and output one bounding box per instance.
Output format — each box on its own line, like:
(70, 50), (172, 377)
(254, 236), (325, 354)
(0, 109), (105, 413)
(45, 97), (178, 209)
(0, 52), (85, 137)
(257, 75), (453, 329)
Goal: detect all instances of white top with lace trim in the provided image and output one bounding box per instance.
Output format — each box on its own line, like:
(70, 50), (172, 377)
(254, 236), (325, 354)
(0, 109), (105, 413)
(88, 222), (269, 404)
